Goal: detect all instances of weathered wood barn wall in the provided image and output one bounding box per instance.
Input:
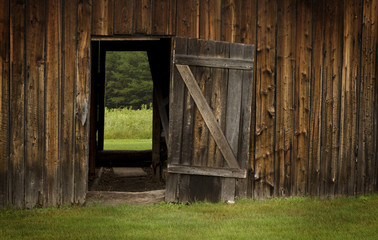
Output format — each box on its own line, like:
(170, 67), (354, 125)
(1, 0), (377, 207)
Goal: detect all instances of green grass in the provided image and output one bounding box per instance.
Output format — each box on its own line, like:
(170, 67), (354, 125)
(104, 106), (152, 140)
(1, 194), (377, 240)
(104, 139), (152, 150)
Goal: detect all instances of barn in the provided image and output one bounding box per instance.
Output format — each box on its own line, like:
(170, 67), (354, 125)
(0, 0), (377, 208)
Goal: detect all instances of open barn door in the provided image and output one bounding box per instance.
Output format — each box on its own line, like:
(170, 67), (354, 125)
(166, 37), (255, 203)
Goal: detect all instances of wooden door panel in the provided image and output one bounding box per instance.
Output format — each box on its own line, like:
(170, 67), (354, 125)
(166, 37), (254, 203)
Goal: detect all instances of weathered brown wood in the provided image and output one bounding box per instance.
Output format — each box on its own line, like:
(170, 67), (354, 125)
(166, 37), (187, 203)
(92, 0), (114, 36)
(308, 0), (325, 197)
(134, 0), (152, 34)
(320, 0), (343, 197)
(338, 0), (362, 195)
(152, 0), (172, 35)
(168, 164), (247, 178)
(199, 0), (221, 41)
(45, 0), (61, 207)
(174, 54), (253, 70)
(62, 0), (78, 205)
(254, 0), (277, 199)
(242, 0), (257, 198)
(179, 39), (195, 168)
(75, 0), (91, 204)
(0, 0), (10, 207)
(357, 0), (377, 194)
(221, 0), (241, 43)
(293, 0), (312, 196)
(235, 44), (254, 199)
(176, 0), (198, 37)
(207, 42), (229, 168)
(191, 39), (213, 167)
(275, 0), (296, 197)
(25, 0), (45, 208)
(114, 0), (134, 35)
(176, 64), (240, 169)
(10, 0), (26, 208)
(222, 43), (243, 201)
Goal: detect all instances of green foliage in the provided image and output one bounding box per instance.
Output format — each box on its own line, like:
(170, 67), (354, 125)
(1, 194), (377, 240)
(105, 51), (153, 109)
(104, 106), (152, 139)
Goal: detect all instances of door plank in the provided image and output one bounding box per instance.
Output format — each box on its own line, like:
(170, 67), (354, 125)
(168, 164), (247, 179)
(176, 64), (240, 169)
(174, 54), (253, 70)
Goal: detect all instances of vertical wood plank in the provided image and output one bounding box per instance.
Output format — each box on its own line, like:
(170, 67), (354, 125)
(192, 39), (213, 167)
(308, 0), (325, 197)
(199, 0), (221, 41)
(92, 0), (114, 36)
(207, 42), (229, 168)
(10, 0), (26, 208)
(243, 0), (257, 198)
(134, 0), (152, 34)
(45, 0), (61, 206)
(114, 0), (134, 35)
(275, 0), (296, 197)
(235, 43), (254, 199)
(221, 0), (238, 42)
(358, 0), (377, 194)
(0, 0), (10, 207)
(338, 0), (362, 195)
(152, 0), (171, 35)
(166, 37), (187, 202)
(293, 0), (312, 196)
(25, 0), (45, 208)
(75, 0), (91, 204)
(254, 0), (277, 199)
(176, 0), (198, 37)
(320, 0), (343, 197)
(62, 0), (78, 205)
(181, 39), (195, 167)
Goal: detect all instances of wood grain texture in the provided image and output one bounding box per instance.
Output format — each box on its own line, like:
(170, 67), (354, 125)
(176, 0), (198, 37)
(114, 0), (134, 35)
(199, 0), (221, 41)
(166, 37), (187, 203)
(92, 0), (114, 36)
(10, 0), (26, 208)
(308, 0), (325, 197)
(275, 0), (296, 197)
(45, 0), (61, 207)
(357, 0), (377, 194)
(293, 0), (312, 196)
(338, 0), (362, 195)
(134, 0), (152, 34)
(176, 64), (240, 169)
(152, 0), (171, 35)
(0, 0), (9, 207)
(254, 0), (277, 199)
(207, 42), (229, 168)
(25, 0), (45, 208)
(75, 0), (91, 204)
(61, 0), (77, 205)
(320, 0), (343, 197)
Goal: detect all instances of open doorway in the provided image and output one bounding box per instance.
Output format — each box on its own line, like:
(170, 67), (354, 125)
(88, 38), (171, 193)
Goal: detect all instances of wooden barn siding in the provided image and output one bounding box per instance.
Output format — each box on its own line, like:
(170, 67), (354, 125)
(0, 0), (91, 208)
(0, 0), (377, 208)
(92, 0), (377, 199)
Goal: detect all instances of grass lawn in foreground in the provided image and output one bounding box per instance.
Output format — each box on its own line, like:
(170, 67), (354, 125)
(103, 139), (152, 150)
(1, 194), (377, 240)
